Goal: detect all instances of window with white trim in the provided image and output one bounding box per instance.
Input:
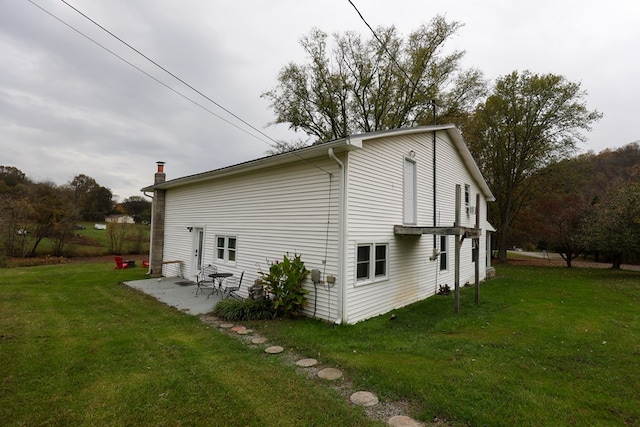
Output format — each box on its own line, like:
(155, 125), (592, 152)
(439, 236), (448, 271)
(464, 184), (471, 207)
(216, 235), (237, 263)
(356, 243), (388, 282)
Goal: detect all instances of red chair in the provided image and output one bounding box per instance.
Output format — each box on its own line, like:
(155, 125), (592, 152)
(142, 260), (149, 268)
(114, 256), (129, 269)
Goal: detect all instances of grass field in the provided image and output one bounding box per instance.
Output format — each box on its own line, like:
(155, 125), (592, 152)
(247, 264), (640, 426)
(0, 263), (376, 426)
(1, 261), (638, 426)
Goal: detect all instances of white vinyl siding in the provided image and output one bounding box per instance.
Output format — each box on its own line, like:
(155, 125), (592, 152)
(161, 157), (341, 322)
(159, 126), (492, 324)
(344, 130), (491, 323)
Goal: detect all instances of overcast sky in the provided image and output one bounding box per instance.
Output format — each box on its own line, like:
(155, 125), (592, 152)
(1, 0), (639, 201)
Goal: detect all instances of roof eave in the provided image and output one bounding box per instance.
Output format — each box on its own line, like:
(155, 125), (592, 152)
(141, 137), (359, 192)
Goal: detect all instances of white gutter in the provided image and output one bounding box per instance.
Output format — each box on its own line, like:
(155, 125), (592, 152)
(328, 147), (347, 324)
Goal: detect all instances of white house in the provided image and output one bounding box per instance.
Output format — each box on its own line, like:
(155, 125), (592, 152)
(142, 125), (495, 324)
(105, 214), (135, 224)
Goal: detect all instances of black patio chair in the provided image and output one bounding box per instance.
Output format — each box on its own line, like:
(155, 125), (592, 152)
(196, 264), (217, 296)
(221, 271), (244, 300)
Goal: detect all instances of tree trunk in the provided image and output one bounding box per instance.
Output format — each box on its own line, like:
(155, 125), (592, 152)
(611, 253), (623, 270)
(498, 223), (509, 262)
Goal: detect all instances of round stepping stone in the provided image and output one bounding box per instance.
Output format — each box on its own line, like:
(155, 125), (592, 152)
(219, 323), (234, 329)
(264, 345), (284, 354)
(230, 325), (246, 332)
(237, 329), (253, 335)
(350, 391), (378, 406)
(387, 415), (423, 427)
(251, 337), (268, 345)
(317, 367), (342, 380)
(295, 358), (318, 367)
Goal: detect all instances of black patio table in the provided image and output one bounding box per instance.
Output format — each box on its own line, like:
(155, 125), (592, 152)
(207, 272), (233, 298)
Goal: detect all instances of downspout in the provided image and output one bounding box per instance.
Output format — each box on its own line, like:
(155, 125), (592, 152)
(328, 147), (347, 324)
(431, 101), (437, 249)
(143, 191), (154, 275)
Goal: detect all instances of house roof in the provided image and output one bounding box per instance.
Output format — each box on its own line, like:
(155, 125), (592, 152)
(141, 124), (495, 201)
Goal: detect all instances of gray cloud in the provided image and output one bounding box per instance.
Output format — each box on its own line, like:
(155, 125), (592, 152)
(1, 0), (638, 200)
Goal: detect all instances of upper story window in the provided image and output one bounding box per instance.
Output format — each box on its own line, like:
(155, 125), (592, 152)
(464, 184), (471, 207)
(216, 235), (237, 263)
(357, 243), (388, 283)
(403, 157), (417, 225)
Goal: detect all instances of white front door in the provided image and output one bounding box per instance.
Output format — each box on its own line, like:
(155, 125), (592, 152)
(192, 228), (204, 277)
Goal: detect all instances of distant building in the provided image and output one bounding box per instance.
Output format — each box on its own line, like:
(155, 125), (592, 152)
(105, 214), (135, 224)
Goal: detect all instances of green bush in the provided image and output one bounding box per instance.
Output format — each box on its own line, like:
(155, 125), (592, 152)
(213, 298), (274, 321)
(259, 254), (309, 318)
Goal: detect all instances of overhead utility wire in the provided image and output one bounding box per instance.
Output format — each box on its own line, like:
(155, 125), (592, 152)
(59, 0), (280, 147)
(347, 0), (439, 247)
(346, 0), (437, 114)
(54, 0), (331, 175)
(25, 0), (271, 146)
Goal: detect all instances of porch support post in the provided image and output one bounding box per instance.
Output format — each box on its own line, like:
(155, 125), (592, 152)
(475, 192), (480, 306)
(454, 184), (461, 315)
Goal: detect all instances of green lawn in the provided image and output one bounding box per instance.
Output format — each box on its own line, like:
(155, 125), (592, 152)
(2, 262), (638, 426)
(0, 263), (377, 426)
(247, 265), (640, 426)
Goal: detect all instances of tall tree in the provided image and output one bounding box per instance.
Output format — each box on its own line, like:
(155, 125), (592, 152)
(68, 174), (114, 221)
(0, 166), (32, 257)
(579, 183), (640, 269)
(465, 71), (602, 261)
(25, 182), (74, 257)
(120, 195), (151, 223)
(0, 166), (30, 190)
(516, 157), (593, 267)
(263, 16), (486, 142)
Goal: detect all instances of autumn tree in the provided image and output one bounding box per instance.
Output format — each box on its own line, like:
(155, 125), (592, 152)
(263, 16), (486, 142)
(0, 166), (31, 191)
(516, 157), (594, 267)
(120, 195), (151, 223)
(0, 166), (32, 257)
(578, 183), (640, 269)
(68, 174), (114, 221)
(465, 71), (602, 261)
(25, 181), (75, 257)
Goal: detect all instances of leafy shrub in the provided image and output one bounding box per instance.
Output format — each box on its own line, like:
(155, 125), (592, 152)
(259, 254), (310, 318)
(437, 284), (451, 295)
(213, 298), (274, 321)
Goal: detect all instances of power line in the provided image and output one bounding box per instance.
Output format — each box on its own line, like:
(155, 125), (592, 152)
(25, 0), (274, 146)
(30, 0), (332, 174)
(346, 0), (438, 118)
(59, 0), (280, 147)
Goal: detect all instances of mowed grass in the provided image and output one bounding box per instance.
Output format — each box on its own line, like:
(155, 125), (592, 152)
(0, 263), (378, 426)
(2, 262), (639, 426)
(247, 265), (640, 426)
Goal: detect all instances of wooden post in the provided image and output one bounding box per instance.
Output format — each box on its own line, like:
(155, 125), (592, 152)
(454, 185), (461, 315)
(475, 193), (480, 306)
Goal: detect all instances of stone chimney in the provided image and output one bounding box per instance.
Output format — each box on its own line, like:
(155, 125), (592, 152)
(150, 161), (166, 277)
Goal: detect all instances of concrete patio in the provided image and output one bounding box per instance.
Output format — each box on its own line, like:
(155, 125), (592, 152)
(124, 277), (222, 315)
